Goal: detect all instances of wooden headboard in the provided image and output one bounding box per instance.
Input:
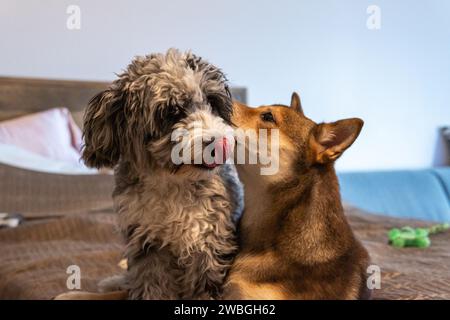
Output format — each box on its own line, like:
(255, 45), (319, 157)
(0, 76), (247, 127)
(0, 77), (109, 127)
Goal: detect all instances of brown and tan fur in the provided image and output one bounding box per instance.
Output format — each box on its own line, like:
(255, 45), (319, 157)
(223, 93), (371, 300)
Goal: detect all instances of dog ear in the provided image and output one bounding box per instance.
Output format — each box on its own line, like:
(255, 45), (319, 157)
(312, 118), (363, 164)
(82, 89), (124, 168)
(290, 92), (303, 115)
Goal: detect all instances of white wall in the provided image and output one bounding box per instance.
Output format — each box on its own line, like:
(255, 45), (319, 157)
(1, 0), (449, 171)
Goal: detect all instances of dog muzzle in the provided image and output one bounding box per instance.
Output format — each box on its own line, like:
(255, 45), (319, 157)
(204, 137), (232, 169)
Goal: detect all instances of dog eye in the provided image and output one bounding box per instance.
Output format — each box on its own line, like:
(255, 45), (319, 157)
(261, 112), (275, 123)
(207, 95), (221, 110)
(166, 107), (185, 122)
(144, 133), (153, 143)
(207, 95), (232, 125)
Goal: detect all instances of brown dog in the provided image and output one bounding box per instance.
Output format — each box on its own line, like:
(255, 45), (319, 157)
(223, 93), (371, 300)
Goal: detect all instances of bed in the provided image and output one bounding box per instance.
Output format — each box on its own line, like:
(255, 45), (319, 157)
(0, 77), (449, 300)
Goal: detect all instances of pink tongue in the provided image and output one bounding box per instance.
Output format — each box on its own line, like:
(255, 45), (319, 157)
(204, 138), (231, 168)
(214, 137), (230, 165)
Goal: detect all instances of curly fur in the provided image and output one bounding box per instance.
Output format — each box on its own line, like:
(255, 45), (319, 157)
(82, 49), (243, 299)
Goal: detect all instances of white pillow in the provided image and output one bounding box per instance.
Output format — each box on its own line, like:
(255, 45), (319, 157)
(0, 108), (83, 165)
(0, 143), (97, 175)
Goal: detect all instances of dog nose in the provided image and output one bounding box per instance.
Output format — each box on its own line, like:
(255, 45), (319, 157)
(214, 137), (231, 164)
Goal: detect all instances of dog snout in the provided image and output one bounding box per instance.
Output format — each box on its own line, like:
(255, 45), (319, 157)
(201, 136), (233, 167)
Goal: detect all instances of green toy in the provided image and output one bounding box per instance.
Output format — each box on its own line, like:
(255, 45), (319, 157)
(388, 223), (449, 248)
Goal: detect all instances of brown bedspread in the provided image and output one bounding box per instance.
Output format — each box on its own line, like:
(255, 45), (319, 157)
(0, 164), (449, 299)
(347, 206), (450, 300)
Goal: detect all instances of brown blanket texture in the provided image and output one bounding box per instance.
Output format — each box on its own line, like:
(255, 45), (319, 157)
(0, 164), (449, 299)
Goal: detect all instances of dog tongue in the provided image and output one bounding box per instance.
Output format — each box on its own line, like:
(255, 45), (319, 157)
(203, 137), (231, 168)
(212, 137), (231, 166)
